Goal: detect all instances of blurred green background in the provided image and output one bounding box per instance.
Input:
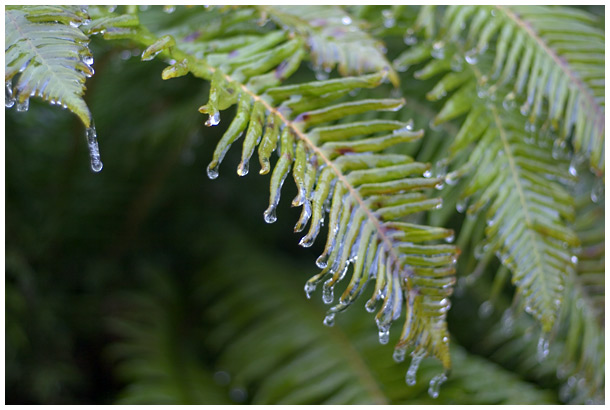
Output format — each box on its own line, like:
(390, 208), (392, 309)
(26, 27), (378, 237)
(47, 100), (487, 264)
(5, 10), (600, 403)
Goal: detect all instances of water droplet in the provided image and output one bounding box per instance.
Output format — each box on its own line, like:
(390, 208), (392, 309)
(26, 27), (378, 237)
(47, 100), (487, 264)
(237, 161), (249, 176)
(263, 205), (277, 223)
(365, 299), (377, 313)
(423, 169), (432, 178)
(568, 157), (578, 177)
(107, 5), (117, 12)
(431, 41), (445, 59)
(570, 255), (578, 265)
(323, 313), (335, 327)
(465, 49), (478, 65)
(69, 20), (81, 28)
(520, 103), (530, 116)
(382, 9), (395, 28)
(163, 5), (176, 13)
(456, 198), (467, 213)
(478, 300), (494, 318)
(435, 180), (445, 190)
(502, 92), (516, 111)
(403, 29), (417, 45)
(378, 327), (390, 344)
(322, 285), (334, 304)
(406, 351), (426, 386)
(316, 253), (329, 269)
(5, 81), (15, 108)
(141, 49), (162, 62)
(525, 119), (536, 133)
(304, 281), (316, 299)
(537, 334), (550, 362)
(16, 98), (29, 112)
(591, 178), (604, 203)
(393, 346), (407, 362)
(120, 50), (132, 60)
(451, 54), (463, 72)
(444, 234), (455, 243)
(341, 16), (352, 25)
(86, 125), (104, 172)
(83, 55), (94, 65)
(428, 373), (448, 399)
(229, 387), (248, 403)
(207, 162), (219, 179)
(206, 112), (220, 127)
(405, 118), (414, 131)
(213, 370), (231, 386)
(299, 235), (315, 248)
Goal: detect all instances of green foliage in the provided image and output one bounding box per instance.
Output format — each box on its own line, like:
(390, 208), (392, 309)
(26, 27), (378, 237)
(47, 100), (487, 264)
(5, 4), (604, 405)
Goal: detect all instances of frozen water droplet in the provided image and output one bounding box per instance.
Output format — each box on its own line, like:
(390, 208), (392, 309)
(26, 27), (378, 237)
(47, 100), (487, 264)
(537, 335), (550, 362)
(323, 313), (335, 327)
(264, 205), (277, 223)
(5, 81), (15, 108)
(207, 162), (219, 179)
(431, 41), (445, 59)
(591, 178), (604, 203)
(304, 282), (316, 299)
(237, 161), (249, 176)
(502, 92), (516, 111)
(405, 119), (414, 131)
(322, 285), (334, 304)
(83, 55), (94, 65)
(341, 16), (352, 25)
(378, 327), (390, 344)
(428, 373), (448, 399)
(86, 125), (104, 172)
(365, 299), (376, 313)
(316, 253), (329, 269)
(16, 98), (29, 112)
(456, 198), (467, 213)
(382, 9), (395, 28)
(403, 29), (417, 46)
(478, 300), (494, 318)
(205, 112), (220, 127)
(406, 351), (425, 386)
(465, 49), (478, 65)
(393, 346), (407, 362)
(568, 157), (578, 177)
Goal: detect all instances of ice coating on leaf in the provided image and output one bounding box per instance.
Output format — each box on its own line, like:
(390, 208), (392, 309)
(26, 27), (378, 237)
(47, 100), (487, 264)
(86, 125), (103, 172)
(428, 373), (448, 398)
(406, 350), (426, 386)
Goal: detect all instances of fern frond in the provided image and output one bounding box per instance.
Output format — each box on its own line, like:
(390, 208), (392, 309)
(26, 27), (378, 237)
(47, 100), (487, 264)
(439, 5), (605, 175)
(398, 38), (580, 333)
(260, 5), (400, 87)
(5, 6), (93, 125)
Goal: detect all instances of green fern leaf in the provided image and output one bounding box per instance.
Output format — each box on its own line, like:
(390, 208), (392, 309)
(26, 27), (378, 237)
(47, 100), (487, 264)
(440, 5), (605, 175)
(5, 6), (93, 126)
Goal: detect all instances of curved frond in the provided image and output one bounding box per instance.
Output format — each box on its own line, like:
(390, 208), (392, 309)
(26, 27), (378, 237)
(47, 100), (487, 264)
(440, 5), (605, 175)
(5, 5), (93, 126)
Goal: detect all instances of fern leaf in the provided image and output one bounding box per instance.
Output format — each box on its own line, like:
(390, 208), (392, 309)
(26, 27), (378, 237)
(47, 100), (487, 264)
(260, 5), (400, 87)
(5, 6), (93, 126)
(106, 6), (459, 372)
(440, 5), (605, 175)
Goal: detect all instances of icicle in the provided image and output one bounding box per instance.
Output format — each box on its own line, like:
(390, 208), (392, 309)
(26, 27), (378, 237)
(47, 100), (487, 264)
(464, 49), (478, 65)
(5, 81), (15, 108)
(403, 29), (417, 46)
(86, 125), (103, 172)
(405, 350), (426, 386)
(304, 281), (316, 299)
(16, 98), (29, 112)
(393, 345), (407, 363)
(207, 162), (220, 180)
(263, 205), (277, 223)
(323, 312), (335, 327)
(591, 178), (603, 203)
(428, 372), (448, 399)
(205, 111), (220, 127)
(537, 334), (550, 362)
